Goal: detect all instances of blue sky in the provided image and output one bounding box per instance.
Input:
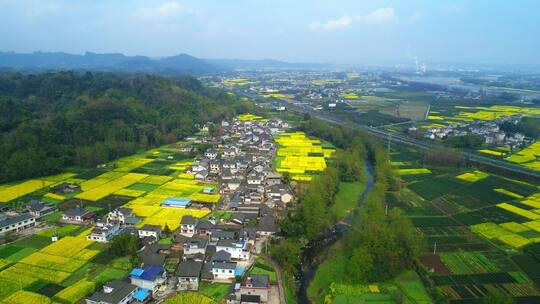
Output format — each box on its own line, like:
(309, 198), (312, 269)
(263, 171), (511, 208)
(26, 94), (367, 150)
(1, 0), (539, 64)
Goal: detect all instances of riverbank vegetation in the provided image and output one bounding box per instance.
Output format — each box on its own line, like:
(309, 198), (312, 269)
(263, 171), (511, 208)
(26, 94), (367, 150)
(269, 117), (425, 303)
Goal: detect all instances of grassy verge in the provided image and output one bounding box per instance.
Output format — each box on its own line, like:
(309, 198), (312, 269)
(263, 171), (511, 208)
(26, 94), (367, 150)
(307, 242), (348, 303)
(307, 243), (431, 303)
(198, 282), (230, 301)
(283, 272), (298, 304)
(328, 164), (367, 221)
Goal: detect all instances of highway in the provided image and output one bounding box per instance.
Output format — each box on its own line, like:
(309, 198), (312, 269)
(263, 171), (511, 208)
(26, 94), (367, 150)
(270, 98), (540, 182)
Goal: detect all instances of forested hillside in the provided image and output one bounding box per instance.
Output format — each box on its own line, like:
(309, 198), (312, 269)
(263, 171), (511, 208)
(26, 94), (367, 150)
(0, 71), (250, 182)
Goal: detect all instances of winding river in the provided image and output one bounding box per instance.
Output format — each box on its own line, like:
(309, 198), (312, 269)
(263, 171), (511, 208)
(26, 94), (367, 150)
(297, 162), (375, 304)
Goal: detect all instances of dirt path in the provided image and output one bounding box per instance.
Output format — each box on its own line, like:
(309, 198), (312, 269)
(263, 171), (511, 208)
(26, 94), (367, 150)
(257, 254), (287, 304)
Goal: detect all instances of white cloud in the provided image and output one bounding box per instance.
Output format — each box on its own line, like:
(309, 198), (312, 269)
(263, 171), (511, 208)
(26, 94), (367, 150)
(309, 15), (353, 32)
(359, 7), (397, 25)
(135, 1), (190, 20)
(309, 7), (398, 32)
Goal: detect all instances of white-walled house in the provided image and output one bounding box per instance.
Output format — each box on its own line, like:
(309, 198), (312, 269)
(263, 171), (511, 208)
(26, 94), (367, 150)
(138, 225), (162, 240)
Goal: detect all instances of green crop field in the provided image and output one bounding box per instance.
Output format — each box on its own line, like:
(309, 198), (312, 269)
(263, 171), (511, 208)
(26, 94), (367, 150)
(388, 143), (540, 303)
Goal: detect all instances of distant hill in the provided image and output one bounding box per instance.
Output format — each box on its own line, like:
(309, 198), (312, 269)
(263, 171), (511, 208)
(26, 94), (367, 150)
(204, 58), (332, 70)
(0, 71), (247, 182)
(0, 51), (223, 75)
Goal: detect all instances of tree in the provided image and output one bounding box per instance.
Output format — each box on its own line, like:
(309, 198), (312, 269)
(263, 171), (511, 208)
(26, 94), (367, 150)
(348, 247), (374, 283)
(163, 224), (172, 236)
(110, 233), (139, 257)
(269, 239), (301, 274)
(0, 72), (246, 183)
(281, 172), (291, 184)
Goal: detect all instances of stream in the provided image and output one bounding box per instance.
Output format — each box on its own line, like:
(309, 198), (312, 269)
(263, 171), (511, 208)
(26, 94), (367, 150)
(297, 162), (375, 304)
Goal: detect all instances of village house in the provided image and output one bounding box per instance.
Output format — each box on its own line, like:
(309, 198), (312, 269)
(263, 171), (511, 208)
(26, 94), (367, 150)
(204, 149), (218, 160)
(107, 207), (140, 225)
(180, 215), (198, 237)
(62, 207), (95, 224)
(223, 147), (238, 158)
(227, 274), (270, 303)
(53, 182), (81, 194)
(266, 184), (293, 204)
(140, 243), (169, 267)
(130, 265), (166, 294)
(85, 280), (138, 304)
(216, 239), (252, 261)
(0, 213), (36, 234)
(210, 230), (237, 243)
(138, 224), (162, 240)
(211, 261), (237, 281)
(256, 215), (277, 237)
(195, 169), (209, 180)
(176, 260), (203, 291)
(265, 172), (282, 186)
(247, 173), (264, 185)
(196, 219), (214, 235)
(209, 160), (222, 173)
(86, 223), (121, 242)
(183, 237), (208, 255)
(26, 200), (58, 218)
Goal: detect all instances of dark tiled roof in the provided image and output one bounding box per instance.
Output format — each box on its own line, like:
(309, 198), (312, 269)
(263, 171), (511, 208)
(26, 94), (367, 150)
(0, 213), (34, 229)
(175, 260), (203, 277)
(181, 215), (198, 225)
(140, 224), (162, 232)
(241, 294), (261, 303)
(257, 215), (277, 232)
(87, 280), (136, 303)
(211, 250), (232, 262)
(245, 274), (269, 288)
(196, 220), (214, 230)
(212, 261), (236, 270)
(64, 207), (89, 217)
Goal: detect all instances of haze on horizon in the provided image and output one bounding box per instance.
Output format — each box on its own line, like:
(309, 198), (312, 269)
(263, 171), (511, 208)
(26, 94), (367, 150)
(1, 0), (539, 65)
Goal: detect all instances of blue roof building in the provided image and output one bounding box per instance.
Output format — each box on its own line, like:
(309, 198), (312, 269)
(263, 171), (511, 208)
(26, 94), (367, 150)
(161, 197), (192, 208)
(130, 265), (166, 294)
(133, 288), (150, 302)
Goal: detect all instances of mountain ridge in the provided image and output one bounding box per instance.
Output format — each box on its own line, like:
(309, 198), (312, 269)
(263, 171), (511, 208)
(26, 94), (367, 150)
(0, 51), (222, 75)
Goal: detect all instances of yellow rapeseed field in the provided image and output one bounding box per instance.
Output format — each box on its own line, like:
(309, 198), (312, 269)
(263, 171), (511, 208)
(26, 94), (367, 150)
(0, 180), (55, 203)
(75, 173), (148, 201)
(274, 132), (334, 181)
(456, 170), (489, 182)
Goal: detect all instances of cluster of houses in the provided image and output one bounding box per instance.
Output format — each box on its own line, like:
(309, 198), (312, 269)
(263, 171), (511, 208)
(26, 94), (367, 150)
(189, 118), (293, 212)
(422, 115), (532, 149)
(0, 199), (60, 236)
(0, 182), (85, 237)
(82, 117), (291, 303)
(2, 117), (291, 303)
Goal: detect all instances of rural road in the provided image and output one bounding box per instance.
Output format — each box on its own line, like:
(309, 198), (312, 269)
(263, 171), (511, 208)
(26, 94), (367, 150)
(257, 254), (287, 304)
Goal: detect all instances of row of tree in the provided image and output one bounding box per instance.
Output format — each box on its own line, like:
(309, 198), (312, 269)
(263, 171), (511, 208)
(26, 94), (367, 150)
(345, 141), (422, 283)
(270, 116), (422, 288)
(0, 71), (253, 182)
